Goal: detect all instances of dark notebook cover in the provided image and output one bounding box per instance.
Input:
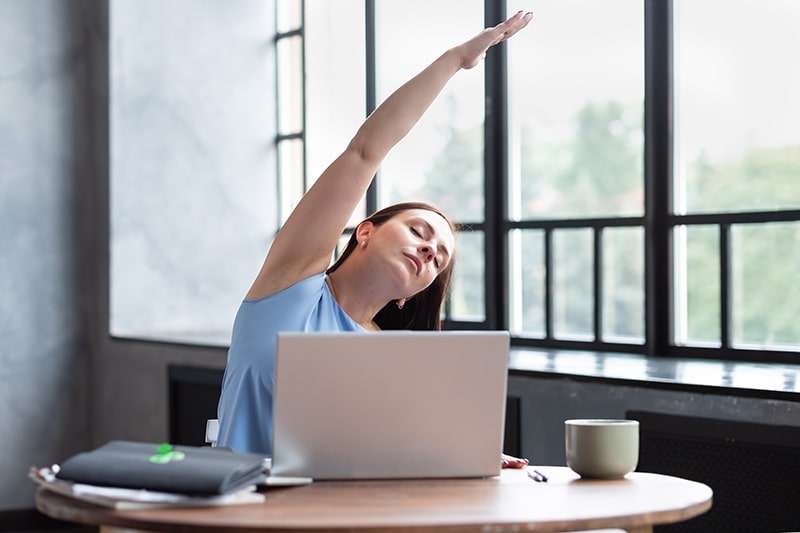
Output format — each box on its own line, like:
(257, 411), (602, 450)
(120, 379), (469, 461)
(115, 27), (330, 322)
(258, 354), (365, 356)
(56, 441), (267, 495)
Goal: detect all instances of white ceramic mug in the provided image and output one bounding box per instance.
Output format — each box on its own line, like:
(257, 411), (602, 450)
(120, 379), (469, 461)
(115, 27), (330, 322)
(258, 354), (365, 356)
(565, 419), (639, 479)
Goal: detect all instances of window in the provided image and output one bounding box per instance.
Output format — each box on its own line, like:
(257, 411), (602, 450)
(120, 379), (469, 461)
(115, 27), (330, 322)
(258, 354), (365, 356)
(275, 0), (306, 226)
(374, 0), (486, 322)
(671, 0), (800, 357)
(112, 1), (800, 362)
(305, 0), (367, 228)
(506, 0), (645, 349)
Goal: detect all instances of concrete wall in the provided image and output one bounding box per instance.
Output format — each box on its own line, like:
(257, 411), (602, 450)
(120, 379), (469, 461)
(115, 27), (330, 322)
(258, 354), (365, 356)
(509, 374), (800, 465)
(0, 0), (94, 510)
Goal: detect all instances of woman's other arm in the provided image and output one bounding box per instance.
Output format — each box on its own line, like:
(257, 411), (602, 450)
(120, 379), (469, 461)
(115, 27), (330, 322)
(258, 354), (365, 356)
(246, 11), (533, 300)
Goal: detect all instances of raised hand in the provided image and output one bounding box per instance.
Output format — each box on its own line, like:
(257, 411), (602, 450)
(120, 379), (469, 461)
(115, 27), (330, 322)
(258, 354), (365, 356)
(454, 10), (533, 70)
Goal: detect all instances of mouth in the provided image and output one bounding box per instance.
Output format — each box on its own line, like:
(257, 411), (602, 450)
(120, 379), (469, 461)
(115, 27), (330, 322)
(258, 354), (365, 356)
(402, 252), (421, 276)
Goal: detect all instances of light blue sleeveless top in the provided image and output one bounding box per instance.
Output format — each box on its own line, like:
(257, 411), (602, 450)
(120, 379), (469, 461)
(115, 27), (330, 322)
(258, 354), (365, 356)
(216, 272), (364, 455)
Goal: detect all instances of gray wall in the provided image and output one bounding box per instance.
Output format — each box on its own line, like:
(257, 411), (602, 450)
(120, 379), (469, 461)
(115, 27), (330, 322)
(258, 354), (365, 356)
(509, 375), (800, 465)
(0, 0), (94, 510)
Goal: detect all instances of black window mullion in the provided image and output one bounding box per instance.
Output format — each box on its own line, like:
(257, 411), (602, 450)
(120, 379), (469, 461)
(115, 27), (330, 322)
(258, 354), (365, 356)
(506, 217), (644, 230)
(365, 0), (378, 214)
(672, 210), (800, 226)
(594, 227), (603, 342)
(300, 0), (307, 192)
(273, 0), (282, 232)
(545, 228), (554, 340)
(276, 132), (303, 142)
(644, 0), (673, 357)
(274, 2), (307, 226)
(275, 28), (303, 40)
(484, 0), (507, 331)
(720, 223), (731, 350)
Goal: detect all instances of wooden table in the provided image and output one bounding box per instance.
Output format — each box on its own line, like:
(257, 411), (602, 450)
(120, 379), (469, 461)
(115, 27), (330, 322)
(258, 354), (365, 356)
(36, 466), (712, 532)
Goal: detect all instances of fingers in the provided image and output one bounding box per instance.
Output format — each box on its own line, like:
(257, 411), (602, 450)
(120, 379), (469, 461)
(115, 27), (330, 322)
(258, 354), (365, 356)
(501, 454), (530, 469)
(493, 10), (533, 43)
(503, 12), (533, 41)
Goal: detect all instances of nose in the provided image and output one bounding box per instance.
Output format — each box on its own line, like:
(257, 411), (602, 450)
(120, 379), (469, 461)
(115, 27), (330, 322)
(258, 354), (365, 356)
(419, 244), (435, 263)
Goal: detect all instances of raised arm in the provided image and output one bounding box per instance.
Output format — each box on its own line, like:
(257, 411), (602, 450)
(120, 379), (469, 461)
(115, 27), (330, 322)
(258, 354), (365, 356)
(246, 11), (533, 300)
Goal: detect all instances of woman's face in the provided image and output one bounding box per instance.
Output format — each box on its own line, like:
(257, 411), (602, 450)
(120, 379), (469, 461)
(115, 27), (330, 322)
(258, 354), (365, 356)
(366, 209), (456, 297)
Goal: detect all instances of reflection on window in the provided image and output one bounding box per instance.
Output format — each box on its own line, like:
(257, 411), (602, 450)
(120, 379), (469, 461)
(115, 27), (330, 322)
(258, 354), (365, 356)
(375, 0), (484, 222)
(553, 351), (597, 374)
(676, 361), (725, 386)
(603, 355), (647, 379)
(731, 365), (786, 391)
(507, 0), (644, 220)
(674, 0), (800, 214)
(731, 222), (800, 350)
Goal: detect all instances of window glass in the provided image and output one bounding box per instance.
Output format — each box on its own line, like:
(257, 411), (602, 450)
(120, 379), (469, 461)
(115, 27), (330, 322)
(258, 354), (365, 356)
(507, 0), (644, 220)
(276, 0), (302, 33)
(448, 231), (485, 321)
(305, 0), (367, 228)
(731, 222), (800, 350)
(375, 0), (484, 222)
(674, 0), (800, 214)
(278, 139), (304, 225)
(509, 229), (545, 337)
(603, 227), (644, 343)
(674, 225), (720, 347)
(553, 228), (593, 339)
(277, 36), (303, 134)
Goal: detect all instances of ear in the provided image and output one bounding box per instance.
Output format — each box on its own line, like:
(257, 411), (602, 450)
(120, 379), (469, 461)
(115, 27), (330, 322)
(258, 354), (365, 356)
(355, 220), (374, 244)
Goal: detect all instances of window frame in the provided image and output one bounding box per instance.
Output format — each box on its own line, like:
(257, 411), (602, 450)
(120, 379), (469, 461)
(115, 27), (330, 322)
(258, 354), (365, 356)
(295, 0), (800, 362)
(275, 0), (307, 228)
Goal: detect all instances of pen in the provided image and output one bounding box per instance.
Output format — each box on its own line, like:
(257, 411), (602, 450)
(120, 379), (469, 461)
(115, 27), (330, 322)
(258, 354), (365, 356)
(527, 468), (547, 483)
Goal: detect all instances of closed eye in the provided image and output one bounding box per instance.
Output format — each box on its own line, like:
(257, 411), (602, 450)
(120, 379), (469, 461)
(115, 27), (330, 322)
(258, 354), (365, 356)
(411, 225), (441, 269)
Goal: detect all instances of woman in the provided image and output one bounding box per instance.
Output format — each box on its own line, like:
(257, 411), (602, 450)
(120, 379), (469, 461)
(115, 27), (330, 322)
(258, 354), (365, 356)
(217, 11), (534, 470)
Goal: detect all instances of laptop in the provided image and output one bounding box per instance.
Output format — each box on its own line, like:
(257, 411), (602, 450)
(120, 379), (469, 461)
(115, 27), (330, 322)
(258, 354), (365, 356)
(270, 331), (510, 480)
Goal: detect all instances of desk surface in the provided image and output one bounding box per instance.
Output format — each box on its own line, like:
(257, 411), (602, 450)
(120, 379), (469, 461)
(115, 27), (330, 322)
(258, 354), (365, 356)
(36, 466), (712, 533)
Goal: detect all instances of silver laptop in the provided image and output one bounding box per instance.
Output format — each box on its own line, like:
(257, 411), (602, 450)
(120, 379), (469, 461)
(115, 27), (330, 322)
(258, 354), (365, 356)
(271, 331), (510, 480)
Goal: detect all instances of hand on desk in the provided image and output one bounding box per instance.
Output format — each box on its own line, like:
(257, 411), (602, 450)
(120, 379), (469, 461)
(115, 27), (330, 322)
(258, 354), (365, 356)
(501, 453), (529, 469)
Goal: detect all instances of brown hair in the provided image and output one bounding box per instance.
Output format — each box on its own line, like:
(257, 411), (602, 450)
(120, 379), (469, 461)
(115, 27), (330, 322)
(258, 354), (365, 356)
(326, 202), (457, 331)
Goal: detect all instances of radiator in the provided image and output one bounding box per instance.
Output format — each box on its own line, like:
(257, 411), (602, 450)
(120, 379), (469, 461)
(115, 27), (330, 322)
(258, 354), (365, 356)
(627, 410), (800, 533)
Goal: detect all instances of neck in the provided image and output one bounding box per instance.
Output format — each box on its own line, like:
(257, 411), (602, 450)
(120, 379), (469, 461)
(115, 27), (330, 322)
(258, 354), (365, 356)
(327, 256), (397, 329)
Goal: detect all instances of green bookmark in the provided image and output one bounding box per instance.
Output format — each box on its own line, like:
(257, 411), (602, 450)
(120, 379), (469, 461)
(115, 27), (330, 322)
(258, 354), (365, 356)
(149, 443), (186, 464)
